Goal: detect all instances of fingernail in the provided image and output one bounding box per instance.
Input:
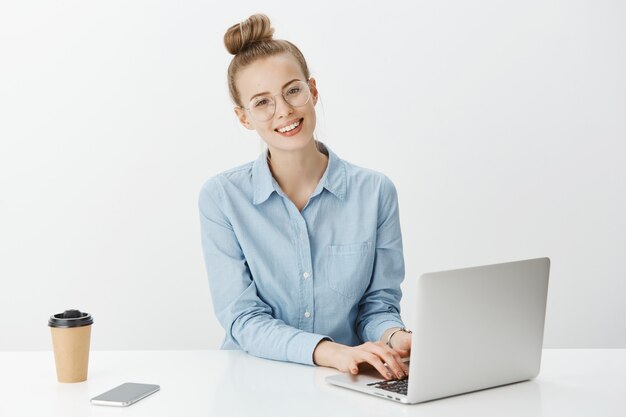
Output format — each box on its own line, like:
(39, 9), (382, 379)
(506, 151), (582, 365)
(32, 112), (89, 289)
(397, 372), (403, 379)
(386, 372), (393, 379)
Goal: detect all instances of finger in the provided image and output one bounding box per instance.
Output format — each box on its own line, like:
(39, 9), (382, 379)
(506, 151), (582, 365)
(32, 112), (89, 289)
(367, 343), (408, 378)
(359, 352), (393, 380)
(349, 361), (359, 375)
(395, 348), (411, 359)
(386, 351), (409, 378)
(383, 345), (409, 375)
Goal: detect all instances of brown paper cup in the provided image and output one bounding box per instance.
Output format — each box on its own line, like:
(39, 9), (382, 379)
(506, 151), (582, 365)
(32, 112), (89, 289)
(50, 325), (92, 382)
(48, 310), (94, 383)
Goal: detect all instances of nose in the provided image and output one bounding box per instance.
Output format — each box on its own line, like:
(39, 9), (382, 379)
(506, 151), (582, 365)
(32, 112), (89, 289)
(274, 94), (294, 119)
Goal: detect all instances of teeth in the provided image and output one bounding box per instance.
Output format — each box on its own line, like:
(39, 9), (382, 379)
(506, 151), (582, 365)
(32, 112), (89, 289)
(278, 119), (301, 133)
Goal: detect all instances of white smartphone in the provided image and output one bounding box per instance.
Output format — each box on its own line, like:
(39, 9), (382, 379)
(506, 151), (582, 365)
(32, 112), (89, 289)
(90, 382), (160, 407)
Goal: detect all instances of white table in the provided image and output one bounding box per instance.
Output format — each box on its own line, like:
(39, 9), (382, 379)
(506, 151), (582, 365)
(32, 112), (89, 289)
(1, 349), (624, 417)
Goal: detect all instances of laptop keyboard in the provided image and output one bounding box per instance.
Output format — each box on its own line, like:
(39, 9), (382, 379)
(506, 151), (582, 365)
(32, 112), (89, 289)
(367, 378), (409, 396)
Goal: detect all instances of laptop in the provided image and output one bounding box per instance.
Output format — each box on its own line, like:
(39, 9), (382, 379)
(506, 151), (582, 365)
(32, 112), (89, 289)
(326, 257), (550, 404)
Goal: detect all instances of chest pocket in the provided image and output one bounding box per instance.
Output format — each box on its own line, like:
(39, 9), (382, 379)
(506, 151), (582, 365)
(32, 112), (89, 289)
(325, 241), (374, 299)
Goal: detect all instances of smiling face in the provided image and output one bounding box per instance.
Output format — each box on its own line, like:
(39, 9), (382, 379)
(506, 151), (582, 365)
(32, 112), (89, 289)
(234, 53), (318, 154)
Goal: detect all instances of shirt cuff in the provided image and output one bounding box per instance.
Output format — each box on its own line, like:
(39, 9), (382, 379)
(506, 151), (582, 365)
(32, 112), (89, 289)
(364, 318), (406, 342)
(286, 332), (334, 366)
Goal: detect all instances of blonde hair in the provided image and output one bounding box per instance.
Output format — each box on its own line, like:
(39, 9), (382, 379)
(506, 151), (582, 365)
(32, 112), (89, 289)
(224, 14), (311, 107)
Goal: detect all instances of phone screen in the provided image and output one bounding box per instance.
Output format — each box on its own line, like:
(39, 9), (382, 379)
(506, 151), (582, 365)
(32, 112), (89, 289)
(91, 383), (160, 406)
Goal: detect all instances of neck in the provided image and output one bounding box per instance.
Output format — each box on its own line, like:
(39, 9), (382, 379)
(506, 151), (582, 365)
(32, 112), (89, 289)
(267, 140), (328, 194)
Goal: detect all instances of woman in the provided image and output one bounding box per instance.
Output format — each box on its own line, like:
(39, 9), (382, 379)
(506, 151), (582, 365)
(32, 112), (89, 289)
(199, 14), (411, 381)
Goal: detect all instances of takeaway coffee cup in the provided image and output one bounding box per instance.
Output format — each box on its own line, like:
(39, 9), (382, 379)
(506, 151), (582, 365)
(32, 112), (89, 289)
(48, 309), (93, 383)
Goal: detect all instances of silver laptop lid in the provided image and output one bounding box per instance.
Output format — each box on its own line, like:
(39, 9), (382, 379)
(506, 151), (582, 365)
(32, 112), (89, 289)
(408, 257), (550, 403)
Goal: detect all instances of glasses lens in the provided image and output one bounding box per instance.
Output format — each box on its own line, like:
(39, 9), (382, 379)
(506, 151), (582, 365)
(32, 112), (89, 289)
(284, 80), (311, 107)
(249, 96), (275, 122)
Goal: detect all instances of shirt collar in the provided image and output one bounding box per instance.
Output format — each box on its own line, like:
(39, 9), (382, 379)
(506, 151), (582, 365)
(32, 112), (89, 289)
(252, 141), (346, 205)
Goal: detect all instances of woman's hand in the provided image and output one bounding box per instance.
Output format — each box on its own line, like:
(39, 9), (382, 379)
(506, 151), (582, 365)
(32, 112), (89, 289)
(388, 330), (412, 358)
(313, 340), (409, 380)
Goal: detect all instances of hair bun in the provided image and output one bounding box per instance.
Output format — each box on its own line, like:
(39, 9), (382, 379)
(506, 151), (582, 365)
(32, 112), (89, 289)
(224, 14), (275, 55)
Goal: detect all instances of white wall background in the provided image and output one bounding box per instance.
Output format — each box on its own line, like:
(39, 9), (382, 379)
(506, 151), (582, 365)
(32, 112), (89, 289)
(1, 0), (624, 351)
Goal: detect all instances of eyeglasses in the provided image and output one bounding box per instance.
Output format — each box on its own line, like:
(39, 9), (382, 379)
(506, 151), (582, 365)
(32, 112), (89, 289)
(242, 79), (312, 122)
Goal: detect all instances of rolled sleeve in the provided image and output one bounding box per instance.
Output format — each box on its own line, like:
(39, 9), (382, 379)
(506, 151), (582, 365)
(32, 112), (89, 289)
(287, 333), (333, 365)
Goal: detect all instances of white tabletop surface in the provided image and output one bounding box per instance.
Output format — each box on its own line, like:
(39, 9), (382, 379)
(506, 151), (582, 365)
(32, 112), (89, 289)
(1, 349), (624, 417)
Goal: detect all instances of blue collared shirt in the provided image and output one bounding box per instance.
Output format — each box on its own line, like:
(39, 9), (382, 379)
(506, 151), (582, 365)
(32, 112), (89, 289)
(198, 143), (405, 365)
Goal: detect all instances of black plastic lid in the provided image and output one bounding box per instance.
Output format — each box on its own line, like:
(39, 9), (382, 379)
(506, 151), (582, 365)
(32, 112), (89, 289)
(48, 310), (93, 328)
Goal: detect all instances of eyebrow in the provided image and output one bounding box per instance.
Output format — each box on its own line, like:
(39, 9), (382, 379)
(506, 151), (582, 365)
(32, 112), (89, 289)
(248, 78), (301, 101)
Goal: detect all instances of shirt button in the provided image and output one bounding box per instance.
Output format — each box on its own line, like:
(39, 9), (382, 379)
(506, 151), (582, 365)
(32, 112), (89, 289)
(303, 272), (310, 279)
(304, 311), (311, 318)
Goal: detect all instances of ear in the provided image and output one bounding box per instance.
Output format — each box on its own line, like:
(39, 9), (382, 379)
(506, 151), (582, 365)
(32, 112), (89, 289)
(234, 106), (254, 130)
(309, 77), (319, 106)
